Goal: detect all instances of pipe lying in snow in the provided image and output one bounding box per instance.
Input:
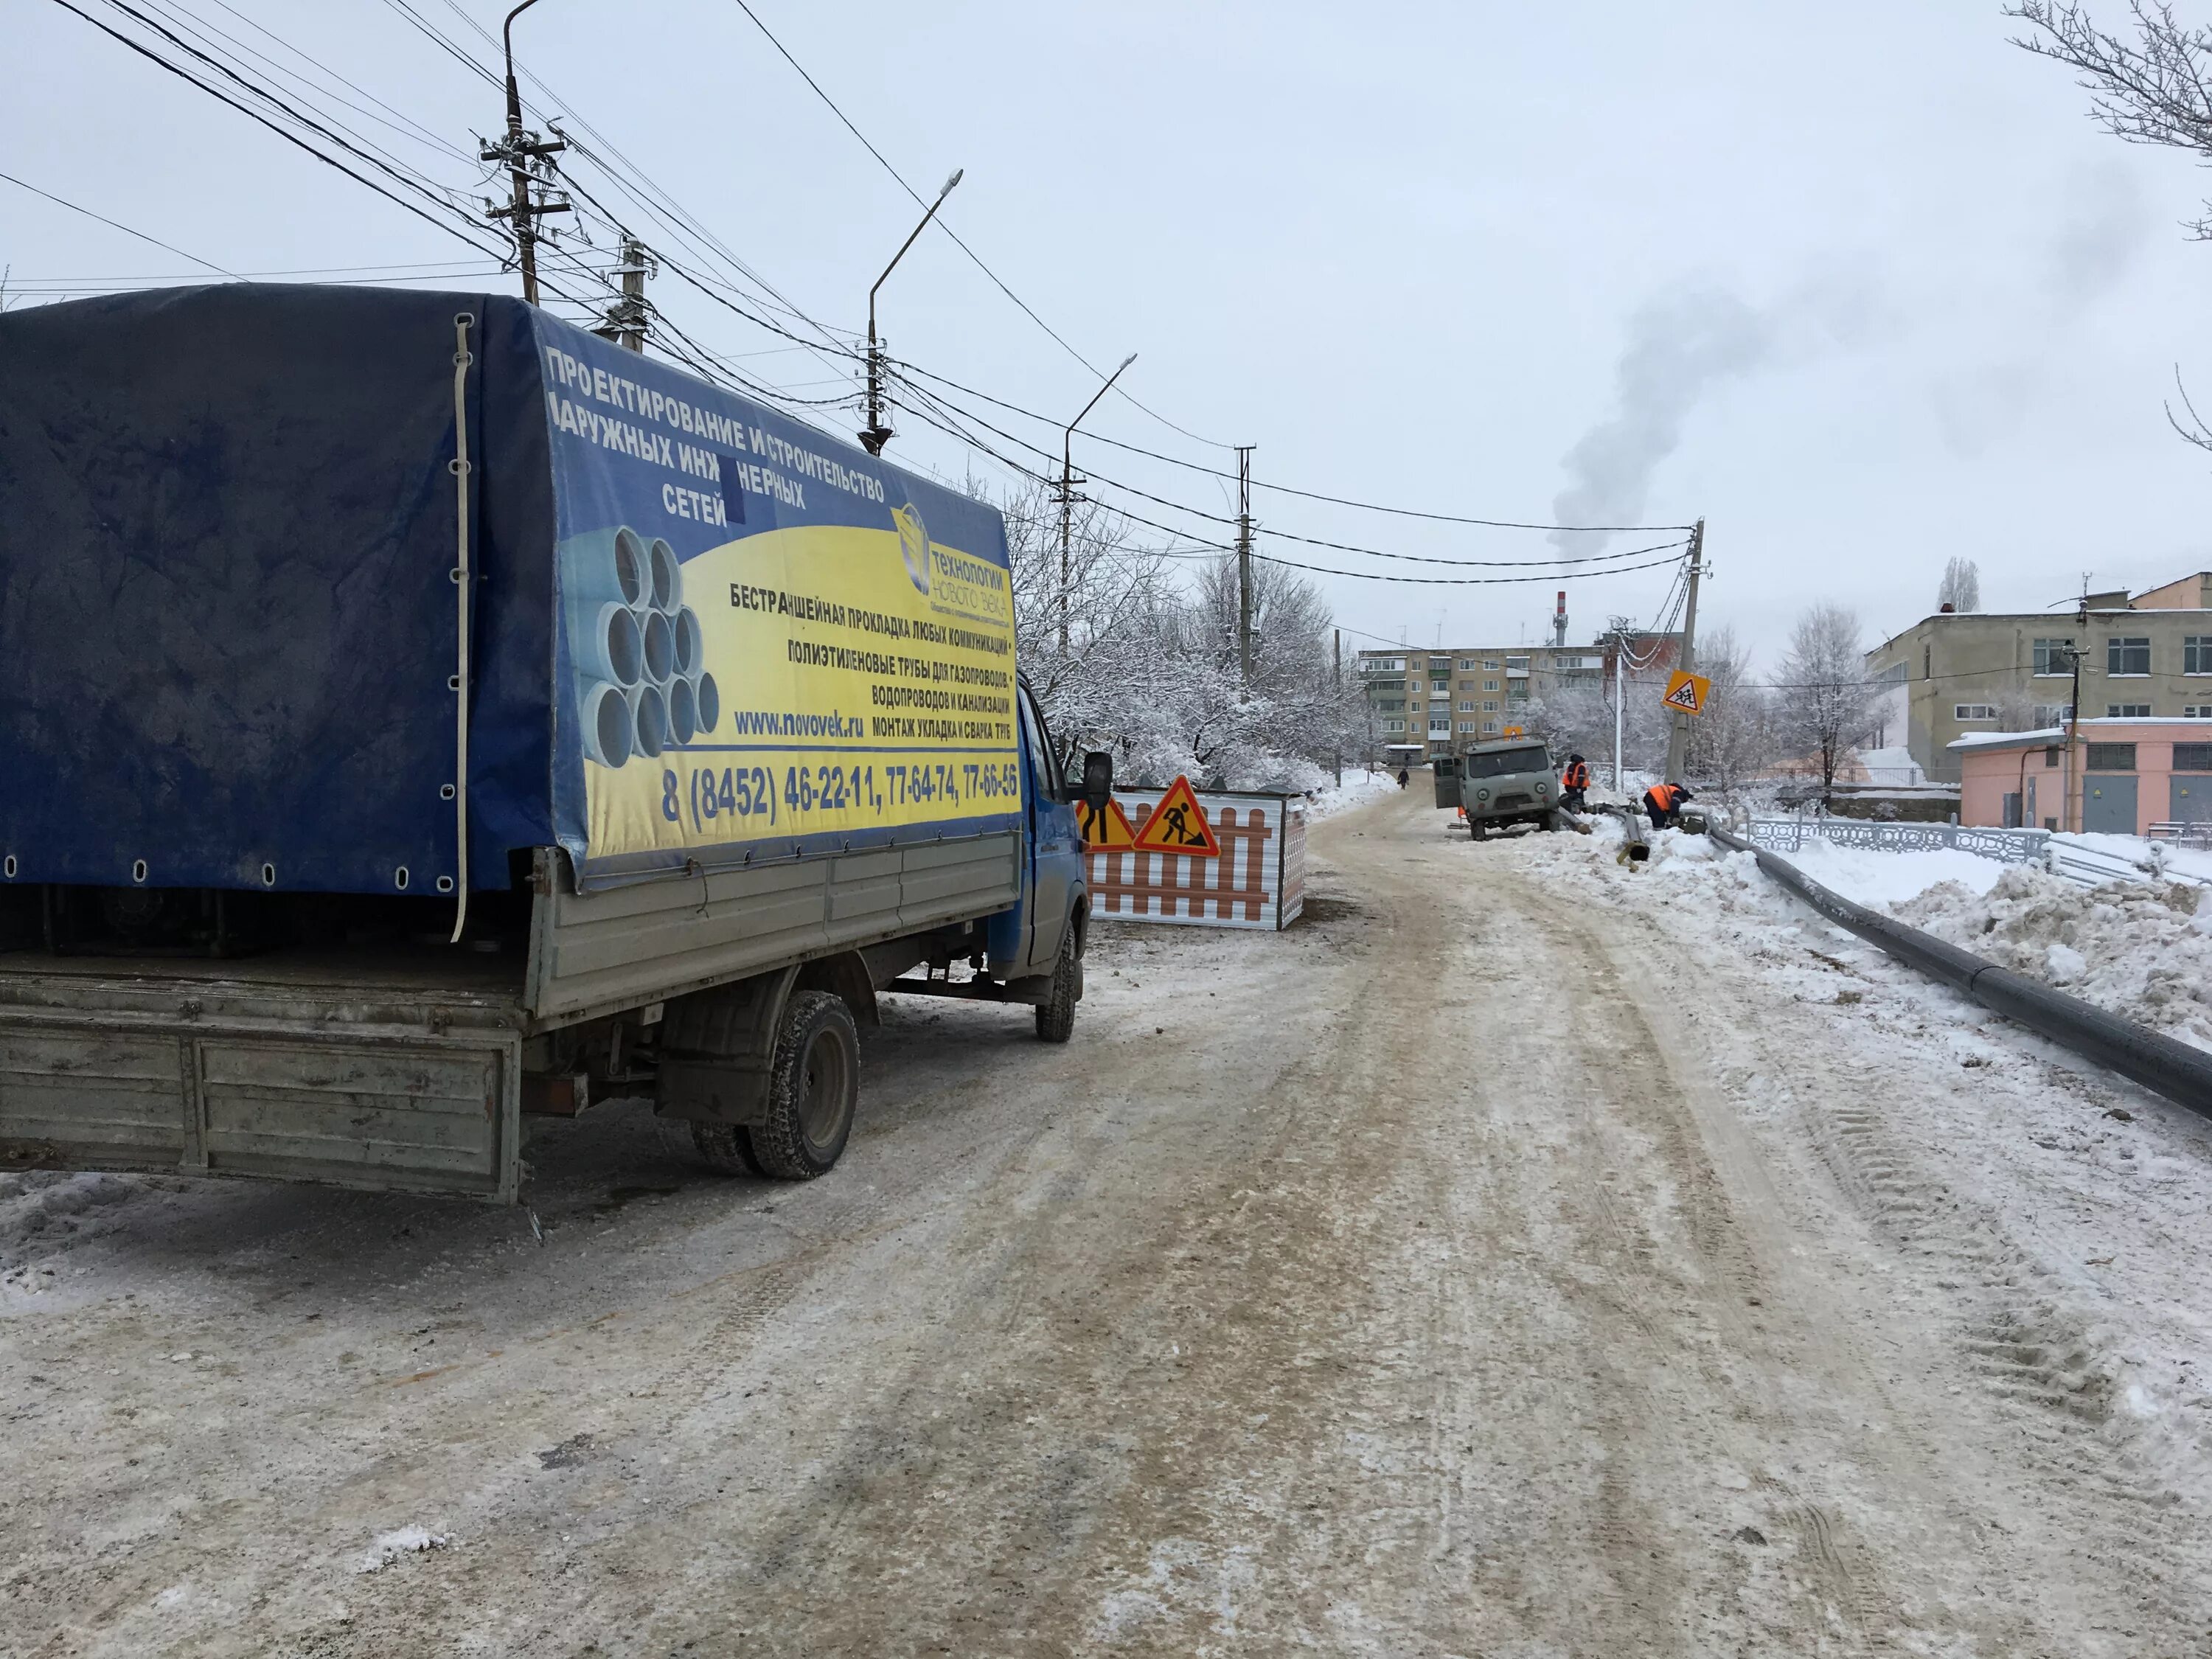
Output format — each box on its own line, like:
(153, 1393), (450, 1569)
(646, 537), (681, 613)
(1707, 824), (2212, 1120)
(627, 680), (668, 759)
(672, 605), (702, 677)
(694, 669), (720, 734)
(579, 678), (633, 768)
(568, 599), (644, 687)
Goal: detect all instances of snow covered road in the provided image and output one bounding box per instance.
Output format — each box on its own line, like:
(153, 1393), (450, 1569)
(7, 787), (2212, 1655)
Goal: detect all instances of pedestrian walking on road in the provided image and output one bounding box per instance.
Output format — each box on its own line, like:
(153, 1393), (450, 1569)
(1397, 768), (1410, 789)
(1560, 754), (1591, 813)
(1641, 781), (1692, 830)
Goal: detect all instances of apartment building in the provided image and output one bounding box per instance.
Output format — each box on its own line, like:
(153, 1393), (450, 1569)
(1357, 635), (1664, 760)
(1865, 571), (2212, 784)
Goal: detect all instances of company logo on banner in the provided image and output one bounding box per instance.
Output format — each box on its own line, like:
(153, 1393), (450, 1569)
(538, 315), (1023, 879)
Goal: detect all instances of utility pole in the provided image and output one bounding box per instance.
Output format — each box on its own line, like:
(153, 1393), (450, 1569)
(1661, 518), (1706, 786)
(860, 170), (962, 455)
(2065, 605), (2087, 834)
(482, 0), (569, 306)
(594, 235), (653, 352)
(1333, 627), (1343, 786)
(1056, 352), (1138, 657)
(1236, 445), (1255, 688)
(1613, 627), (1627, 794)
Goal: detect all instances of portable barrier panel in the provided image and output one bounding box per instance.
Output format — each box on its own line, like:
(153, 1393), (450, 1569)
(1085, 788), (1305, 931)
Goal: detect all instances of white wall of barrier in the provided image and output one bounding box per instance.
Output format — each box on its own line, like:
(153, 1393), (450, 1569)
(1086, 788), (1307, 931)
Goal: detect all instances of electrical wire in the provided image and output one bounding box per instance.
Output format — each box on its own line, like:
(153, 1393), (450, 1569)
(47, 0), (515, 263)
(894, 370), (1684, 571)
(888, 357), (1697, 534)
(0, 170), (243, 279)
(84, 0), (481, 221)
(723, 0), (1235, 453)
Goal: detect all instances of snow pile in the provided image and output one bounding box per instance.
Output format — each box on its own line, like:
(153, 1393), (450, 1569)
(1898, 867), (2212, 1051)
(1, 1171), (137, 1252)
(1782, 839), (2008, 908)
(2057, 831), (2212, 887)
(1852, 745), (1927, 787)
(357, 1526), (449, 1574)
(1304, 769), (1399, 821)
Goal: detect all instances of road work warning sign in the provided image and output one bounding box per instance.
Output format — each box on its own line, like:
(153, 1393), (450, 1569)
(1662, 670), (1711, 715)
(1133, 776), (1221, 856)
(1077, 796), (1141, 850)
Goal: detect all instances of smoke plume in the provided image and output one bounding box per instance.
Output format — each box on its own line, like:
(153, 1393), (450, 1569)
(1549, 285), (1770, 553)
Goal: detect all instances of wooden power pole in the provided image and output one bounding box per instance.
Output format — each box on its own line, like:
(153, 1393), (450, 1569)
(1236, 445), (1254, 687)
(1661, 518), (1706, 786)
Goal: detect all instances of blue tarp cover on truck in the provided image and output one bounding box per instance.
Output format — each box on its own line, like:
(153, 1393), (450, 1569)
(0, 285), (1020, 897)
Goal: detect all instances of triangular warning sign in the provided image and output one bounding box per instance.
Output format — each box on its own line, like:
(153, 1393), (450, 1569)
(1662, 669), (1710, 714)
(1132, 776), (1221, 857)
(1077, 796), (1141, 850)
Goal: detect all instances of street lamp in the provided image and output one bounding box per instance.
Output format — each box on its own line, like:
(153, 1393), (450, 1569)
(484, 0), (571, 307)
(859, 169), (962, 455)
(1057, 352), (1138, 654)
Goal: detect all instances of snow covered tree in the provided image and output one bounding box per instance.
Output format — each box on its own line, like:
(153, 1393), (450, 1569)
(1937, 556), (1981, 613)
(999, 480), (1362, 791)
(1775, 604), (1879, 803)
(1001, 480), (1173, 773)
(1680, 625), (1775, 793)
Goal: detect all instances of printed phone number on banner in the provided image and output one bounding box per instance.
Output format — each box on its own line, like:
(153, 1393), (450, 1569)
(663, 759), (1024, 833)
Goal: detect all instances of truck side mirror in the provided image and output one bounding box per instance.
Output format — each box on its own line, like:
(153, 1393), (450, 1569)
(1080, 751), (1113, 811)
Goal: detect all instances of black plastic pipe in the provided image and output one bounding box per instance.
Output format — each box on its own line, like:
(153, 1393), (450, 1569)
(1707, 823), (2212, 1119)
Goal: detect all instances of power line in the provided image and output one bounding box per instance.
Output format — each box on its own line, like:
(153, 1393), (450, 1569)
(887, 357), (1697, 534)
(10, 257), (524, 281)
(47, 0), (515, 263)
(0, 169), (243, 279)
(895, 371), (1684, 571)
(723, 0), (1234, 453)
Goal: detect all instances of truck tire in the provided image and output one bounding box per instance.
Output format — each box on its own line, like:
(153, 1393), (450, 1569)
(1470, 821), (1489, 842)
(747, 990), (860, 1180)
(687, 1120), (762, 1177)
(1034, 928), (1079, 1043)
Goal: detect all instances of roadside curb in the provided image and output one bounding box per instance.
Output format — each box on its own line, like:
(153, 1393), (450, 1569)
(1707, 824), (2212, 1120)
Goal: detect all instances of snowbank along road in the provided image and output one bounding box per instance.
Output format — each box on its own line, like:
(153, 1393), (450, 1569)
(7, 787), (2212, 1655)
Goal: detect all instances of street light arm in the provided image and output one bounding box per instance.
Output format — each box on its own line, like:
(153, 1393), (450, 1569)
(502, 0), (543, 136)
(868, 169), (964, 338)
(1065, 351), (1140, 442)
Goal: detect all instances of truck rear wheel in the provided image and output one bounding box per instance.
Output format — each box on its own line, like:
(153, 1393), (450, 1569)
(1034, 928), (1079, 1043)
(748, 990), (860, 1180)
(689, 1119), (762, 1177)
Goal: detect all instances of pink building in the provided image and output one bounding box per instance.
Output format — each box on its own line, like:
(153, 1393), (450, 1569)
(1950, 719), (2212, 835)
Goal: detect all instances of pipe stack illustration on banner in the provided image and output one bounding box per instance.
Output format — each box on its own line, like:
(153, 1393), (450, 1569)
(563, 522), (720, 770)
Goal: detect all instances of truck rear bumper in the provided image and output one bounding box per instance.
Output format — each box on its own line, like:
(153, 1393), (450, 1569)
(0, 963), (525, 1203)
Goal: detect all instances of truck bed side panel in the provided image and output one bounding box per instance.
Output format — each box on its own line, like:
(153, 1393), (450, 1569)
(526, 830), (1019, 1023)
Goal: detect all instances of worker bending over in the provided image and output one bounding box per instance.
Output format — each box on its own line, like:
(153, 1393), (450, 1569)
(1642, 781), (1693, 830)
(1559, 754), (1591, 813)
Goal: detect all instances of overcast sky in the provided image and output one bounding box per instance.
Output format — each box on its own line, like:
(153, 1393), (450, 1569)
(10, 0), (2212, 670)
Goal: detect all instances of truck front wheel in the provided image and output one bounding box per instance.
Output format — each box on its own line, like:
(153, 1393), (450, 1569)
(1035, 926), (1079, 1043)
(748, 990), (860, 1180)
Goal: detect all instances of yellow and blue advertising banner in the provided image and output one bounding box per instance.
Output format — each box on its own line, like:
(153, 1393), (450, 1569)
(535, 313), (1021, 888)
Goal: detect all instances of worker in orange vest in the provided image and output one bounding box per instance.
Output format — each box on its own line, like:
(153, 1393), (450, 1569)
(1641, 781), (1693, 829)
(1559, 753), (1591, 813)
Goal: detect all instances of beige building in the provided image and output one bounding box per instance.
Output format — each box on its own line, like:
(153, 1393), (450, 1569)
(1866, 571), (2212, 784)
(1358, 631), (1675, 761)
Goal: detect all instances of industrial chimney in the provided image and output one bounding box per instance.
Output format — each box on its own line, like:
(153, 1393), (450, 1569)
(1552, 590), (1568, 647)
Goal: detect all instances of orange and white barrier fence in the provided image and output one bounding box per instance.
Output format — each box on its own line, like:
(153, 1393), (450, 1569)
(1079, 778), (1306, 931)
